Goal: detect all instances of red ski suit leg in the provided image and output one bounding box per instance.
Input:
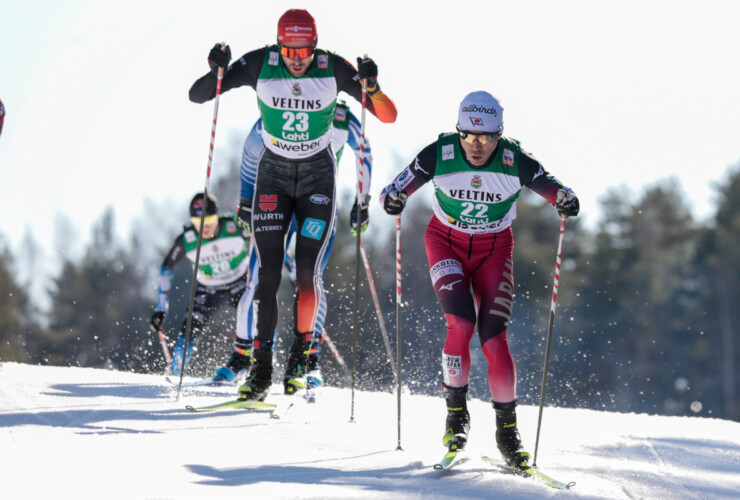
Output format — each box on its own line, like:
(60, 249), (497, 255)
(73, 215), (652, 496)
(425, 217), (517, 402)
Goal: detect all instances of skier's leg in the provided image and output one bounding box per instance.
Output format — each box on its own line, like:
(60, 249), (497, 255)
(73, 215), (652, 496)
(306, 220), (335, 388)
(469, 227), (530, 468)
(171, 286), (213, 375)
(214, 276), (252, 381)
(285, 149), (336, 394)
(425, 219), (476, 450)
(239, 151), (294, 400)
(471, 227), (516, 403)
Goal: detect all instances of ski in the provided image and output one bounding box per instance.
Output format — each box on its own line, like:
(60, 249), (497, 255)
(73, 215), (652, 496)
(166, 376), (236, 388)
(185, 399), (276, 413)
(481, 455), (575, 489)
(434, 450), (470, 470)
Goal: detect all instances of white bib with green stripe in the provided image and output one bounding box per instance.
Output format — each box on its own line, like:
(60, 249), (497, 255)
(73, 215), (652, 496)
(432, 133), (524, 234)
(256, 46), (337, 159)
(182, 218), (249, 286)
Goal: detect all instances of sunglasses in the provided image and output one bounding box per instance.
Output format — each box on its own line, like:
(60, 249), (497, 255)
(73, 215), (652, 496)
(279, 45), (315, 59)
(191, 214), (219, 227)
(457, 128), (499, 145)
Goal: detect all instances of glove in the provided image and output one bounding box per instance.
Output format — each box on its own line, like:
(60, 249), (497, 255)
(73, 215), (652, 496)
(208, 43), (232, 73)
(556, 188), (580, 217)
(356, 56), (379, 94)
(149, 311), (166, 333)
(237, 197), (252, 232)
(350, 195), (371, 236)
(383, 189), (408, 216)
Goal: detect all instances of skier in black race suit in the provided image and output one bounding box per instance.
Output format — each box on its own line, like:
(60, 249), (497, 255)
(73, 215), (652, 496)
(189, 9), (397, 401)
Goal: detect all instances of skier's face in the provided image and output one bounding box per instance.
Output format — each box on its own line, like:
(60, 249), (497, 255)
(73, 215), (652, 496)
(280, 42), (314, 77)
(458, 131), (500, 166)
(191, 215), (219, 239)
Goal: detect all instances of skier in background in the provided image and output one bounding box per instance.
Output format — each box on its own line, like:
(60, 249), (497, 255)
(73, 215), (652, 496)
(189, 8), (395, 401)
(149, 192), (250, 376)
(214, 100), (373, 392)
(379, 91), (580, 470)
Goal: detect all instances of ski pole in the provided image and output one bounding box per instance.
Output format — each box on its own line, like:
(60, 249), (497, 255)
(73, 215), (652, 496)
(176, 48), (227, 399)
(157, 330), (173, 367)
(322, 331), (352, 383)
(533, 214), (567, 467)
(395, 214), (403, 451)
(359, 239), (397, 385)
(350, 54), (369, 423)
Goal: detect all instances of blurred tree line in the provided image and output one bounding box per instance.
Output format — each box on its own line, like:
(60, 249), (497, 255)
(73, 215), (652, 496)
(1, 146), (738, 421)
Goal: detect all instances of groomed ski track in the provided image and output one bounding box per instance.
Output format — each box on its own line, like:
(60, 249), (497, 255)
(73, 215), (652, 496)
(2, 362), (739, 499)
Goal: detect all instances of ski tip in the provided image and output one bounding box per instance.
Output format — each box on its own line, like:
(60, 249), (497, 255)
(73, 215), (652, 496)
(185, 405), (196, 411)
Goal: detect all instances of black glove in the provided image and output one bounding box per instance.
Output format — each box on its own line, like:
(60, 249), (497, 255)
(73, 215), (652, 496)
(237, 197), (252, 232)
(383, 189), (408, 216)
(208, 43), (232, 73)
(556, 188), (580, 217)
(356, 56), (379, 94)
(149, 311), (166, 333)
(350, 195), (371, 236)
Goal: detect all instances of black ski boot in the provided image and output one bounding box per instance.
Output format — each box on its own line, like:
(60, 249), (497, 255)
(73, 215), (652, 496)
(214, 346), (252, 382)
(238, 348), (273, 401)
(442, 384), (470, 452)
(283, 330), (312, 395)
(494, 399), (531, 470)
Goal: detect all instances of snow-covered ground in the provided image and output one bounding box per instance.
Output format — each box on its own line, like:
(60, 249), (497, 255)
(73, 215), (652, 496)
(1, 362), (739, 499)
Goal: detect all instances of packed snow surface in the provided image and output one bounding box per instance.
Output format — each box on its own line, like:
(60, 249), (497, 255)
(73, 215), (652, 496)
(1, 362), (739, 499)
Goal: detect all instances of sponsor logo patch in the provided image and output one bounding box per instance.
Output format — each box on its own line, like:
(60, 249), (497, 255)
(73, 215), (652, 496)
(442, 144), (454, 160)
(395, 168), (413, 190)
(430, 259), (464, 284)
(439, 279), (462, 292)
(412, 157), (430, 176)
(469, 117), (484, 127)
(310, 194), (331, 205)
(259, 195), (278, 212)
(444, 354), (462, 381)
(268, 52), (279, 66)
(301, 218), (326, 240)
(318, 54), (329, 69)
(503, 149), (515, 166)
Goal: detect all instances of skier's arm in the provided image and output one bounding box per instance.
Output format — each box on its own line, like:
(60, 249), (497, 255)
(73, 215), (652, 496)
(518, 149), (567, 205)
(333, 55), (397, 123)
(379, 141), (437, 208)
(240, 120), (264, 200)
(189, 48), (265, 103)
(346, 111), (373, 198)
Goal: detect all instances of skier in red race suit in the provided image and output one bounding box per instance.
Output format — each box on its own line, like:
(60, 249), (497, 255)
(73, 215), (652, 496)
(379, 91), (579, 470)
(189, 9), (396, 402)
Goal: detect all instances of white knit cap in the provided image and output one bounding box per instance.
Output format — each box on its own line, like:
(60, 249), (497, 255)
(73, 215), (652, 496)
(457, 91), (504, 134)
